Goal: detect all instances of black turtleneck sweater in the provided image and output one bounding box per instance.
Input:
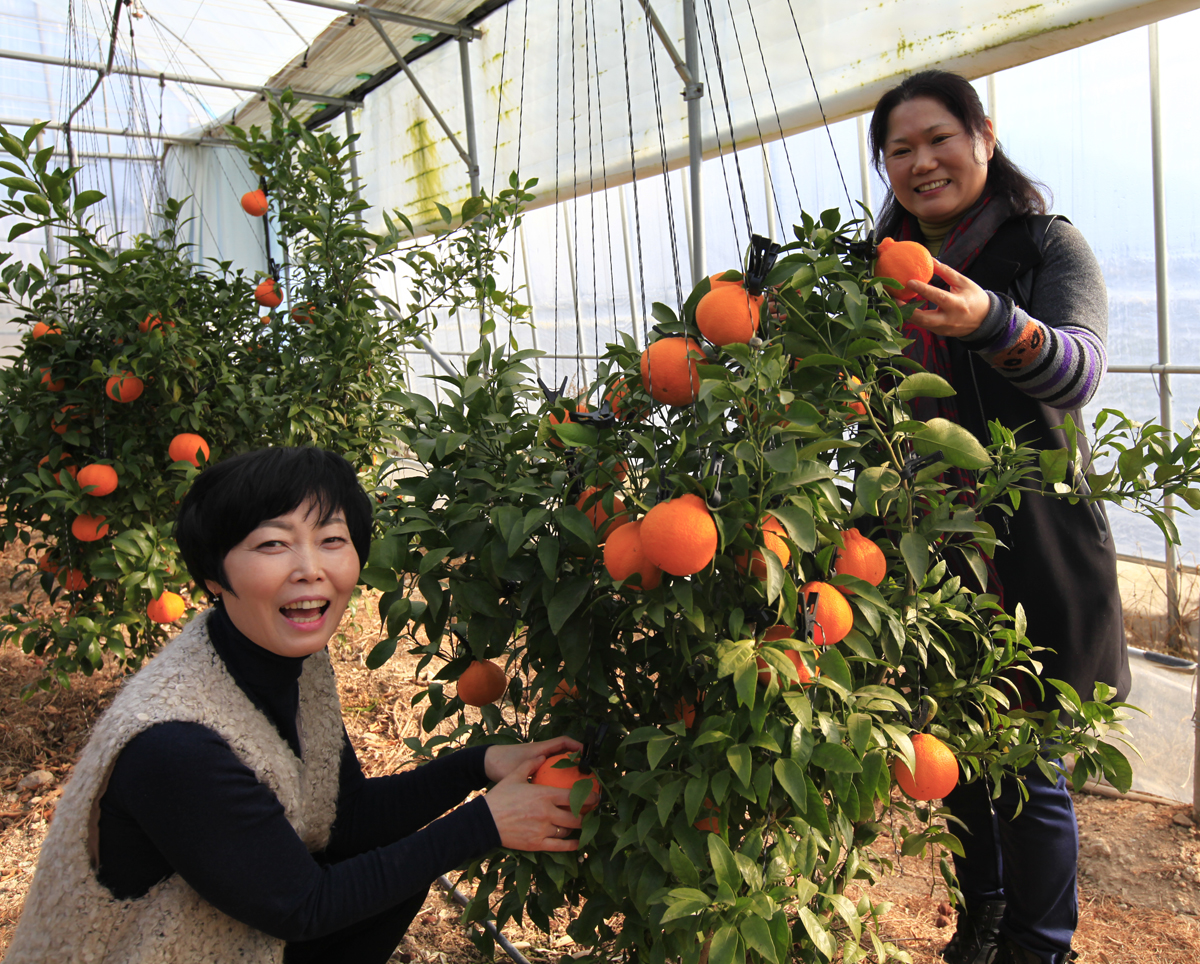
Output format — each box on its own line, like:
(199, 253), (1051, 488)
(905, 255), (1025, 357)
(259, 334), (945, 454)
(95, 606), (500, 942)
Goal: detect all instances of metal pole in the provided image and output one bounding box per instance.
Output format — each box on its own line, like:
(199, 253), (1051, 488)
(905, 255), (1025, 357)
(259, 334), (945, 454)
(682, 0), (704, 285)
(0, 117), (231, 145)
(517, 225), (543, 378)
(762, 147), (776, 243)
(856, 114), (872, 226)
(618, 183), (641, 348)
(680, 168), (694, 272)
(458, 38), (481, 197)
(0, 47), (358, 107)
(1149, 24), (1179, 650)
(344, 108), (362, 219)
(987, 74), (998, 138)
(282, 0), (481, 39)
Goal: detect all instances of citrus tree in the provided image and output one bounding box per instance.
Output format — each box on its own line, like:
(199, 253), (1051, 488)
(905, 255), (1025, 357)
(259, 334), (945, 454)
(372, 209), (1200, 963)
(0, 106), (530, 689)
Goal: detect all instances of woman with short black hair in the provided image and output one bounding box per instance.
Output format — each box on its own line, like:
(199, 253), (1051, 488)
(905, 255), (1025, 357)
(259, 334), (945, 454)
(868, 70), (1129, 964)
(8, 446), (589, 964)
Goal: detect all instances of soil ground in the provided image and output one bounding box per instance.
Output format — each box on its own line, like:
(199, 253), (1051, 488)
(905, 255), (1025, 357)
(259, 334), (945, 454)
(0, 539), (1196, 962)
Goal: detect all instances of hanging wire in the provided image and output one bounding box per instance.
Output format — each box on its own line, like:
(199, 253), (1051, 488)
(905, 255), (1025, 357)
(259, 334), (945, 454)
(783, 0), (854, 213)
(641, 3), (684, 311)
(503, 0), (532, 350)
(698, 0), (754, 239)
(693, 6), (745, 267)
(551, 0), (564, 384)
(740, 0), (801, 216)
(617, 0), (650, 349)
(586, 0), (625, 355)
(568, 0), (584, 391)
(725, 0), (782, 228)
(581, 0), (601, 392)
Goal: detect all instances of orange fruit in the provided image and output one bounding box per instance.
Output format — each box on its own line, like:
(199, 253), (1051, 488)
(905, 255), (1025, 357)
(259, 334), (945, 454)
(603, 519), (663, 590)
(755, 626), (815, 688)
(575, 486), (630, 541)
(531, 752), (600, 813)
(138, 312), (174, 333)
(672, 698), (696, 728)
(106, 373), (144, 403)
(291, 303), (315, 324)
(708, 271), (740, 289)
(39, 368), (65, 392)
(260, 314), (272, 324)
(550, 681), (579, 706)
(695, 284), (763, 347)
(147, 590), (186, 623)
(52, 406), (80, 435)
(875, 237), (934, 303)
(71, 513), (109, 542)
(55, 465), (79, 484)
(799, 580), (854, 646)
(639, 494), (718, 576)
(59, 568), (89, 592)
(735, 514), (790, 578)
(639, 336), (703, 406)
(169, 433), (210, 467)
(832, 528), (886, 594)
(457, 659), (508, 706)
(893, 733), (959, 800)
(840, 374), (869, 418)
(547, 400), (588, 447)
(77, 463), (118, 497)
(255, 278), (282, 308)
(36, 551), (59, 574)
(31, 321), (60, 338)
(694, 797), (720, 832)
(241, 189), (269, 217)
(605, 378), (645, 421)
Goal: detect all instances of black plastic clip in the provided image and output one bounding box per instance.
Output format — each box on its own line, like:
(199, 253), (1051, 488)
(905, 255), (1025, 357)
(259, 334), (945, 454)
(579, 723), (609, 775)
(267, 256), (279, 282)
(572, 399), (616, 430)
(538, 376), (570, 407)
(799, 588), (820, 642)
(843, 237), (877, 261)
(899, 450), (944, 482)
(744, 233), (782, 297)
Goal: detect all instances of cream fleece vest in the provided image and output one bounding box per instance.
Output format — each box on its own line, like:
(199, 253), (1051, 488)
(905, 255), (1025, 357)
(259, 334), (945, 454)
(6, 609), (345, 963)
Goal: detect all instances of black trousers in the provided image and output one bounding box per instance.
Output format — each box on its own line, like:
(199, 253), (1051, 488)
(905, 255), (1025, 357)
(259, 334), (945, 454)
(284, 886), (429, 964)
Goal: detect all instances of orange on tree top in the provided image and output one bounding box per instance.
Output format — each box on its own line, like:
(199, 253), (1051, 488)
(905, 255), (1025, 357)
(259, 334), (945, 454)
(695, 283), (762, 347)
(799, 580), (853, 646)
(832, 528), (887, 593)
(602, 519), (663, 591)
(875, 237), (934, 303)
(254, 278), (282, 308)
(71, 513), (109, 542)
(169, 433), (210, 467)
(241, 189), (269, 217)
(77, 463), (118, 497)
(639, 493), (718, 576)
(639, 336), (703, 407)
(106, 373), (144, 403)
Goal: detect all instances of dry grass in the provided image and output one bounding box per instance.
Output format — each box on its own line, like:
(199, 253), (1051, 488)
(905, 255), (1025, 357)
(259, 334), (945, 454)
(0, 537), (1196, 962)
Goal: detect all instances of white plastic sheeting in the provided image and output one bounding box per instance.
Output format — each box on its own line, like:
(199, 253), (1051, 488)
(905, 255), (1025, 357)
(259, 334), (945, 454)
(1114, 650), (1196, 803)
(348, 0), (1200, 230)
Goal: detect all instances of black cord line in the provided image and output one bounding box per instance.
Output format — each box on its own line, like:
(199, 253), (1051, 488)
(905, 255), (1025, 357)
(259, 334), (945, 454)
(741, 0), (801, 216)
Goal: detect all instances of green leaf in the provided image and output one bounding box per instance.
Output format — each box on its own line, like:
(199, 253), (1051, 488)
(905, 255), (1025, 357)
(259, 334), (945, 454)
(855, 466), (901, 515)
(547, 577), (591, 634)
(768, 503), (816, 552)
(773, 758), (808, 815)
(727, 744), (752, 788)
(899, 532), (930, 584)
(659, 888), (711, 923)
(73, 189), (105, 213)
(707, 833), (741, 893)
(553, 421), (598, 448)
(708, 925), (742, 964)
(365, 637), (397, 668)
(912, 417), (991, 470)
(739, 916), (779, 964)
(359, 565), (399, 592)
(896, 372), (956, 401)
(799, 906), (837, 960)
(810, 743), (862, 773)
(1039, 447), (1069, 485)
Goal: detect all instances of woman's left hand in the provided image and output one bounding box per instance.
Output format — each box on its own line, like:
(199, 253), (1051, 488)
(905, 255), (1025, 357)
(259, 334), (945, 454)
(484, 736), (584, 783)
(905, 260), (991, 338)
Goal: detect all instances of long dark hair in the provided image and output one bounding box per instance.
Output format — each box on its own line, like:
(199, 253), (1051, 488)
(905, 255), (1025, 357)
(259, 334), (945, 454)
(868, 69), (1048, 237)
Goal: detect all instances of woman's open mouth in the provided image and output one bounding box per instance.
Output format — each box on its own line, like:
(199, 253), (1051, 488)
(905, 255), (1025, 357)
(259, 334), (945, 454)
(280, 599), (330, 625)
(915, 179), (950, 194)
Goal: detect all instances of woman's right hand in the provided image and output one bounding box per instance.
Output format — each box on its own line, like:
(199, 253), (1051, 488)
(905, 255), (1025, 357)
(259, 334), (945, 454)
(483, 755), (597, 851)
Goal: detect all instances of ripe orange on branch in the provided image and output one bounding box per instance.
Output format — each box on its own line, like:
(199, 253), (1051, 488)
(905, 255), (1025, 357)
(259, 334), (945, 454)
(799, 580), (853, 646)
(735, 514), (790, 578)
(875, 237), (934, 303)
(39, 368), (65, 392)
(755, 625), (815, 688)
(77, 463), (118, 497)
(893, 732), (959, 800)
(71, 514), (109, 542)
(531, 753), (600, 813)
(240, 189), (269, 217)
(695, 283), (763, 347)
(106, 373), (144, 403)
(639, 336), (703, 406)
(147, 591), (186, 623)
(639, 494), (718, 576)
(254, 278), (282, 308)
(60, 569), (89, 592)
(550, 681), (579, 706)
(169, 433), (210, 467)
(456, 659), (508, 706)
(832, 528), (886, 594)
(603, 519), (663, 590)
(575, 486), (630, 541)
(139, 312), (174, 333)
(32, 321), (60, 339)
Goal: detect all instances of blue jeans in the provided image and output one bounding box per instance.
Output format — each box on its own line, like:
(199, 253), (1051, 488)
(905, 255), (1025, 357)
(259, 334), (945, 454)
(943, 763), (1078, 964)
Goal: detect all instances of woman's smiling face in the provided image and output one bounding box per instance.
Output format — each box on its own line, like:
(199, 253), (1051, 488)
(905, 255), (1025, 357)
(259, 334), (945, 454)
(883, 95), (995, 225)
(207, 499), (361, 657)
